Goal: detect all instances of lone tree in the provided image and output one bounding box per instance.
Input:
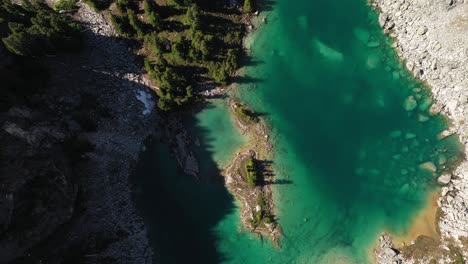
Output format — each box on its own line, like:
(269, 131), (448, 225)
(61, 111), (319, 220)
(244, 0), (253, 13)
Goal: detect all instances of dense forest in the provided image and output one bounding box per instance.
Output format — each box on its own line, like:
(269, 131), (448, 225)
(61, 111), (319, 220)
(94, 0), (250, 110)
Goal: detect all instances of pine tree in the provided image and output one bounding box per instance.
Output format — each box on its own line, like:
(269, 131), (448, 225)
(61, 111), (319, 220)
(244, 0), (253, 13)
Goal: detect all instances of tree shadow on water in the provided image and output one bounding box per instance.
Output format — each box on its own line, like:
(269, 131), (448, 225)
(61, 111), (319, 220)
(133, 112), (238, 264)
(231, 75), (264, 84)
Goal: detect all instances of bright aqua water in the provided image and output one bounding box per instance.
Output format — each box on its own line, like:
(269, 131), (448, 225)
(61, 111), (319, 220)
(134, 0), (463, 263)
(188, 99), (247, 169)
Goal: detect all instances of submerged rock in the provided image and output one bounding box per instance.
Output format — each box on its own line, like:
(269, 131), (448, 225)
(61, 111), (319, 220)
(418, 114), (430, 122)
(367, 41), (380, 48)
(403, 96), (418, 111)
(390, 130), (402, 138)
(405, 133), (417, 139)
(419, 162), (437, 173)
(439, 130), (453, 140)
(418, 97), (433, 111)
(438, 154), (447, 165)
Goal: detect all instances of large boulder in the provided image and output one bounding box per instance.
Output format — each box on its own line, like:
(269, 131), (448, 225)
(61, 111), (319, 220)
(379, 13), (388, 28)
(438, 174), (452, 185)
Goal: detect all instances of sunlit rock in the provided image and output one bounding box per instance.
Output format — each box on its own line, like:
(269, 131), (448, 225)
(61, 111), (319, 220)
(438, 130), (453, 140)
(437, 174), (452, 185)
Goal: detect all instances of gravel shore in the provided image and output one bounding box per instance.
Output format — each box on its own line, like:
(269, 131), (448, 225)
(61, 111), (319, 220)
(371, 0), (467, 263)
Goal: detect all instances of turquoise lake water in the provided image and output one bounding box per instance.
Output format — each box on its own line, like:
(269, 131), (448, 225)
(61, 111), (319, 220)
(134, 0), (464, 263)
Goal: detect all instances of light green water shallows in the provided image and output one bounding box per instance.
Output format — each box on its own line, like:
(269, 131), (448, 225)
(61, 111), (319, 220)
(134, 0), (464, 263)
(190, 99), (247, 168)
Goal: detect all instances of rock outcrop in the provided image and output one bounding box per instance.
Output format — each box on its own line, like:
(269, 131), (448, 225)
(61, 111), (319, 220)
(375, 234), (403, 264)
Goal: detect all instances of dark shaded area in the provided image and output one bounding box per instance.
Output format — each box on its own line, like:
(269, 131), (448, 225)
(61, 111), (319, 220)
(257, 160), (276, 179)
(269, 179), (293, 185)
(133, 128), (237, 264)
(0, 23), (157, 264)
(251, 0), (275, 11)
(231, 74), (264, 84)
(243, 57), (265, 67)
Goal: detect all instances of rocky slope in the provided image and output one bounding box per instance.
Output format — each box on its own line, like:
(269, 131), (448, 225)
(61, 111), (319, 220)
(371, 0), (468, 263)
(0, 3), (157, 263)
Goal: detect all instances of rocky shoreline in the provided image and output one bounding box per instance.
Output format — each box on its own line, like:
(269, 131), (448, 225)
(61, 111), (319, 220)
(371, 0), (468, 263)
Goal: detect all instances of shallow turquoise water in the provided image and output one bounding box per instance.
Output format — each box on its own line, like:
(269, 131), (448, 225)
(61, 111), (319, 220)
(189, 100), (247, 168)
(135, 0), (463, 263)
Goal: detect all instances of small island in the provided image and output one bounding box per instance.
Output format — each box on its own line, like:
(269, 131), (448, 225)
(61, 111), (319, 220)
(225, 99), (281, 245)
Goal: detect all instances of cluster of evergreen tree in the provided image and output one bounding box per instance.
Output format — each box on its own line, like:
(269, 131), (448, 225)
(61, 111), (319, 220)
(0, 0), (82, 57)
(108, 0), (245, 111)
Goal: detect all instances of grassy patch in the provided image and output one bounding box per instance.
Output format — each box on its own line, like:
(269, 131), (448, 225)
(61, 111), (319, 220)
(250, 195), (274, 226)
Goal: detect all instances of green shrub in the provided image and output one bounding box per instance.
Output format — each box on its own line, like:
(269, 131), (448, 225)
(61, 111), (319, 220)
(127, 9), (144, 37)
(157, 95), (174, 111)
(207, 62), (228, 85)
(264, 215), (274, 224)
(115, 0), (130, 13)
(224, 30), (243, 46)
(234, 105), (258, 123)
(2, 32), (38, 56)
(8, 22), (26, 34)
(184, 4), (200, 30)
(252, 210), (263, 225)
(245, 158), (258, 187)
(225, 48), (240, 73)
(143, 32), (164, 56)
(53, 0), (77, 12)
(143, 0), (161, 29)
(244, 0), (253, 13)
(188, 30), (212, 61)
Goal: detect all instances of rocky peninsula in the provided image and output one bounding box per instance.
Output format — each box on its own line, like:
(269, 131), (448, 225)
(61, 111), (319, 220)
(224, 99), (281, 245)
(371, 0), (468, 263)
